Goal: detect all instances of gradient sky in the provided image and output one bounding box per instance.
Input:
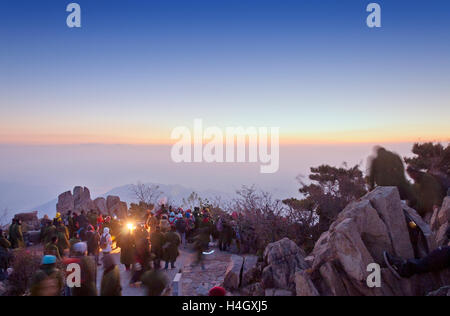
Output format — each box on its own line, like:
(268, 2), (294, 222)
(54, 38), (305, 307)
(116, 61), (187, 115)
(1, 0), (449, 145)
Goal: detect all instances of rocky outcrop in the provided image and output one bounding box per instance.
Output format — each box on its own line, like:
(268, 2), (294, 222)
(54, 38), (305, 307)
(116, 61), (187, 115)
(56, 191), (74, 214)
(94, 197), (108, 215)
(107, 196), (128, 218)
(73, 186), (95, 213)
(431, 197), (450, 246)
(295, 271), (320, 296)
(14, 211), (40, 231)
(241, 255), (260, 287)
(304, 187), (449, 296)
(56, 187), (128, 218)
(427, 286), (450, 296)
(261, 238), (309, 291)
(223, 255), (244, 291)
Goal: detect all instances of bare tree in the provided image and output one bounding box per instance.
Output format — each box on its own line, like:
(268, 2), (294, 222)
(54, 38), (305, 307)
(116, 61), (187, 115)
(130, 182), (163, 205)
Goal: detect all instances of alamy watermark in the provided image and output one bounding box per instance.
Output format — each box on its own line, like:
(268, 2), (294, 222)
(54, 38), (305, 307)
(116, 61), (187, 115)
(170, 119), (280, 174)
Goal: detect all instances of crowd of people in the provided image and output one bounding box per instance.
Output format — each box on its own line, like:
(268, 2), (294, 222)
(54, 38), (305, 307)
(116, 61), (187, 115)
(0, 204), (238, 296)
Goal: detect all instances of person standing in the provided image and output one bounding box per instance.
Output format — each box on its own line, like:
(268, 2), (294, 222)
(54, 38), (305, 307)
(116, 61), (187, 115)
(118, 230), (135, 271)
(159, 215), (170, 233)
(9, 219), (24, 249)
(100, 254), (122, 296)
(56, 221), (70, 258)
(162, 226), (181, 270)
(0, 229), (11, 280)
(45, 236), (62, 261)
(86, 226), (100, 265)
(150, 226), (164, 269)
(100, 227), (113, 255)
(69, 242), (98, 296)
(30, 255), (64, 296)
(175, 214), (187, 246)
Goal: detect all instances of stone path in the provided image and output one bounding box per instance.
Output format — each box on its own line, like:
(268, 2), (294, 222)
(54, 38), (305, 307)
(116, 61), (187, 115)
(95, 244), (232, 296)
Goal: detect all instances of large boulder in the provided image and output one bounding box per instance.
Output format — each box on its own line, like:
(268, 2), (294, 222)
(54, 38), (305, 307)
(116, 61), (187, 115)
(73, 186), (95, 213)
(431, 197), (450, 246)
(14, 211), (40, 231)
(56, 191), (74, 215)
(94, 197), (108, 215)
(261, 238), (309, 291)
(106, 196), (121, 211)
(223, 255), (244, 291)
(295, 271), (320, 296)
(305, 187), (449, 296)
(241, 255), (260, 287)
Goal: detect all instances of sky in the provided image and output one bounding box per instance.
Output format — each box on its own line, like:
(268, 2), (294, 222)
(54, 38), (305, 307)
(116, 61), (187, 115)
(1, 0), (449, 145)
(0, 1), (449, 212)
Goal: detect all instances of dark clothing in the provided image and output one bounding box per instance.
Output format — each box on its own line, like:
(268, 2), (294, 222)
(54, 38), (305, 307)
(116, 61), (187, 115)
(101, 265), (122, 296)
(401, 246), (450, 277)
(219, 223), (233, 251)
(30, 266), (64, 296)
(56, 225), (70, 256)
(141, 269), (168, 296)
(162, 231), (181, 264)
(71, 256), (98, 296)
(150, 231), (164, 268)
(175, 219), (186, 234)
(118, 233), (135, 266)
(77, 214), (89, 230)
(86, 231), (100, 255)
(0, 237), (11, 274)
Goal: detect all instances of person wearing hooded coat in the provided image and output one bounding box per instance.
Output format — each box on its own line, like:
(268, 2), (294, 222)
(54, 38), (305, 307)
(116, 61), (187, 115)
(30, 255), (64, 296)
(101, 227), (113, 255)
(100, 254), (122, 296)
(162, 226), (181, 270)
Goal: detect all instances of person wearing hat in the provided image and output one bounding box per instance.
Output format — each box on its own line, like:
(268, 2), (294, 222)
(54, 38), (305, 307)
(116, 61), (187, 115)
(30, 255), (64, 296)
(100, 254), (122, 296)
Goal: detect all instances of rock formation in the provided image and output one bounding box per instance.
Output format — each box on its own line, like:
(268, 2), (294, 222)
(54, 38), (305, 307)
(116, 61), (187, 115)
(232, 187), (449, 296)
(431, 197), (450, 246)
(56, 186), (128, 218)
(304, 187), (448, 296)
(261, 238), (308, 292)
(13, 211), (40, 232)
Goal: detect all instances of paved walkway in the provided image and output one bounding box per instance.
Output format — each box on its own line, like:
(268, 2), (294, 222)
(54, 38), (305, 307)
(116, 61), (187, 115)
(95, 245), (232, 296)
